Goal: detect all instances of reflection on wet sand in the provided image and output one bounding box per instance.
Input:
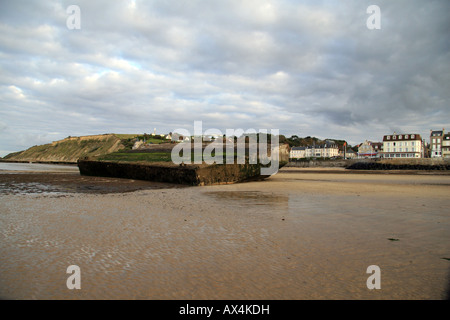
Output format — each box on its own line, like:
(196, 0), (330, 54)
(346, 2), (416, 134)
(0, 173), (186, 195)
(0, 169), (449, 299)
(206, 191), (289, 207)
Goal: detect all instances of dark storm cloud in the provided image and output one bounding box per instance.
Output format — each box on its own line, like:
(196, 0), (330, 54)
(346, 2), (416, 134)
(0, 0), (449, 155)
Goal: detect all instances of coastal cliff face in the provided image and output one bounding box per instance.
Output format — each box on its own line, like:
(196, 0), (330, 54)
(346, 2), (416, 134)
(278, 143), (290, 164)
(2, 134), (125, 163)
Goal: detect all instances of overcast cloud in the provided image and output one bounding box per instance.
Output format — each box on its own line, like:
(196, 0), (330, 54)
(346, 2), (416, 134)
(0, 0), (449, 156)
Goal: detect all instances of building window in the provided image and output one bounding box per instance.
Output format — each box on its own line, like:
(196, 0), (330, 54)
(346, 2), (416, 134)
(411, 135), (415, 139)
(405, 135), (409, 139)
(387, 136), (391, 140)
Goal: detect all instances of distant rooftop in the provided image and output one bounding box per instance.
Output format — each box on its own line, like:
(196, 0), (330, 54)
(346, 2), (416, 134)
(431, 129), (444, 136)
(383, 134), (422, 141)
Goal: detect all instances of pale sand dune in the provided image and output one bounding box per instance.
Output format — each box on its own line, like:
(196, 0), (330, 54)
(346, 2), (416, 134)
(0, 170), (449, 299)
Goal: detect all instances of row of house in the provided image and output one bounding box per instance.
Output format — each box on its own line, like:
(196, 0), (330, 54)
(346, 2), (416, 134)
(289, 129), (450, 159)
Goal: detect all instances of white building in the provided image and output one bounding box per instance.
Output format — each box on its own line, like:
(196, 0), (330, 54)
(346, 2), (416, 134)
(290, 141), (339, 159)
(290, 147), (306, 159)
(381, 133), (423, 158)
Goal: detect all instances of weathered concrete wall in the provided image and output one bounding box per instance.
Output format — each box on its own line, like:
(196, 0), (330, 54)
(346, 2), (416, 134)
(77, 160), (273, 186)
(347, 161), (450, 170)
(286, 159), (363, 168)
(378, 158), (450, 165)
(286, 158), (450, 169)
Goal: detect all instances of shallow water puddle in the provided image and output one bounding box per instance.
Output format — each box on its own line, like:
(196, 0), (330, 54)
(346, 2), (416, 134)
(205, 191), (289, 207)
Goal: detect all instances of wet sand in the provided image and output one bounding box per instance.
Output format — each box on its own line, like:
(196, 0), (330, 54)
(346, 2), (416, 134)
(0, 168), (449, 299)
(0, 173), (185, 195)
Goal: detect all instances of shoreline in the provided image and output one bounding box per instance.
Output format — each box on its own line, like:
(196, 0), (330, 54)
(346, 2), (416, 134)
(1, 158), (449, 177)
(0, 159), (77, 165)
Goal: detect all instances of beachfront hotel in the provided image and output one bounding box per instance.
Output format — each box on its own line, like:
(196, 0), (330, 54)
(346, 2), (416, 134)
(380, 133), (424, 158)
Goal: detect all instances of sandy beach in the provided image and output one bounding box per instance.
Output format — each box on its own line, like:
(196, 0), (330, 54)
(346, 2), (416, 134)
(1, 167), (449, 299)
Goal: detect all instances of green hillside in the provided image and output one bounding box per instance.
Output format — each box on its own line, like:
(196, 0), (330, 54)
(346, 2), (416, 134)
(2, 134), (127, 163)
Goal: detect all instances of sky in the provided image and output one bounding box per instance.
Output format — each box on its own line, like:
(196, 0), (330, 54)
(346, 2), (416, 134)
(0, 0), (449, 156)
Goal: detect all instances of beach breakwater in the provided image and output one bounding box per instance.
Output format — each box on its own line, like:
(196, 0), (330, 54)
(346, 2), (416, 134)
(286, 159), (360, 168)
(347, 158), (450, 170)
(77, 159), (272, 186)
(287, 158), (450, 170)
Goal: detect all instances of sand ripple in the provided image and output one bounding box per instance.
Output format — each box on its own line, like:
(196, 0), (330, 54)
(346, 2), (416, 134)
(1, 170), (449, 299)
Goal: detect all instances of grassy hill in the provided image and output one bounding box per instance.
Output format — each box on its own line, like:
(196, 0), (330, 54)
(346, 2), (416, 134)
(281, 135), (357, 151)
(2, 134), (129, 163)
